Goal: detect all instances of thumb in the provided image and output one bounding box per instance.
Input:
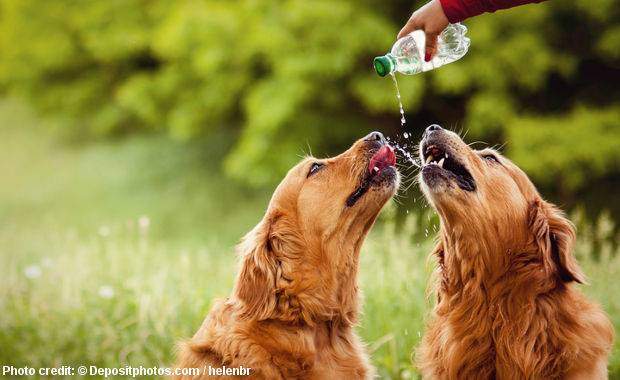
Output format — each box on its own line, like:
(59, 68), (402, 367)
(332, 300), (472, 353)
(424, 32), (438, 62)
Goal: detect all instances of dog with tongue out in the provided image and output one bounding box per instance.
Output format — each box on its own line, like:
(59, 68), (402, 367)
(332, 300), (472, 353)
(345, 141), (398, 208)
(175, 131), (399, 380)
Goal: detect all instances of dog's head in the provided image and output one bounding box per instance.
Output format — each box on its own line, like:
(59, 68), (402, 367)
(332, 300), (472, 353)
(234, 132), (399, 323)
(419, 125), (585, 284)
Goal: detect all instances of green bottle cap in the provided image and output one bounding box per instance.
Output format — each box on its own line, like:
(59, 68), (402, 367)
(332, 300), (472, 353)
(373, 55), (394, 77)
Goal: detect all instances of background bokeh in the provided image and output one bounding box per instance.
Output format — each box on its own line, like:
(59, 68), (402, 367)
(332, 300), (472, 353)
(0, 0), (619, 379)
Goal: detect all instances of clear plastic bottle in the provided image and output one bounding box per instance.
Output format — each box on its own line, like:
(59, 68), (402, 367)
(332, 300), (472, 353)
(373, 23), (470, 77)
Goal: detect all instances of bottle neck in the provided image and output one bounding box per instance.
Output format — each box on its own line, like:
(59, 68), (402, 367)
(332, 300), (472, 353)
(373, 54), (396, 77)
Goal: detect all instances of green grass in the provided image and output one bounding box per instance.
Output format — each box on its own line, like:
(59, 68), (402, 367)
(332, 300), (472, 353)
(0, 100), (618, 379)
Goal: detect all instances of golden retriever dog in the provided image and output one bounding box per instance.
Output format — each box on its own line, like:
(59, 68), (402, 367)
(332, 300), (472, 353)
(175, 132), (399, 379)
(416, 125), (614, 379)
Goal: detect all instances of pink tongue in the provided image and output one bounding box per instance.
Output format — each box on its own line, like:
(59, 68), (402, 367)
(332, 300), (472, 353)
(368, 145), (396, 173)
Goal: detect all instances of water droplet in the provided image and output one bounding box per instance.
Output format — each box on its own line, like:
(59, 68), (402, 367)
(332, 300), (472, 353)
(391, 144), (419, 168)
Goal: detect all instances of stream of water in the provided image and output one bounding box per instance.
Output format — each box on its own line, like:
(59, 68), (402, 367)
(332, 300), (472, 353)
(388, 73), (420, 168)
(390, 73), (406, 127)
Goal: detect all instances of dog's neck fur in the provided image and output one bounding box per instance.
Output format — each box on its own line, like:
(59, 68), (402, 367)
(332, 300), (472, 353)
(298, 214), (378, 328)
(438, 214), (564, 294)
(261, 229), (372, 332)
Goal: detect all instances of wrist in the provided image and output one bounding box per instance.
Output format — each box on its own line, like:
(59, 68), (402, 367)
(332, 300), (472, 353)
(438, 0), (464, 23)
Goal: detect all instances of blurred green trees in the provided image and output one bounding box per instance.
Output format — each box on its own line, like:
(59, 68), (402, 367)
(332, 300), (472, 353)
(0, 0), (618, 194)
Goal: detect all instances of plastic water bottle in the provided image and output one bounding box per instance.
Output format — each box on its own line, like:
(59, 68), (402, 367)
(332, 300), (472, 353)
(373, 23), (470, 77)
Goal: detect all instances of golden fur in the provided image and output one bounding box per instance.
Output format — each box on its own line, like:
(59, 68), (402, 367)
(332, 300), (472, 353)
(416, 126), (614, 379)
(175, 133), (398, 379)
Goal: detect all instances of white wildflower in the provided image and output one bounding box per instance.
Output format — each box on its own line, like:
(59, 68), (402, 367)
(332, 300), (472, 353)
(138, 215), (150, 231)
(24, 265), (42, 279)
(98, 285), (115, 299)
(98, 225), (111, 237)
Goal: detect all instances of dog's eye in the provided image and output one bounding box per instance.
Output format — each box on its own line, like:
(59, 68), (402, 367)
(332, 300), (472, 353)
(483, 154), (499, 163)
(307, 162), (324, 177)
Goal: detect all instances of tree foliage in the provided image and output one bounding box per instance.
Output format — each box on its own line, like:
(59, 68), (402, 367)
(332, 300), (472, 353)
(0, 0), (618, 193)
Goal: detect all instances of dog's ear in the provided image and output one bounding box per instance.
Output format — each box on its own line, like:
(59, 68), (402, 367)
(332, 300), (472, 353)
(233, 213), (280, 320)
(528, 199), (586, 284)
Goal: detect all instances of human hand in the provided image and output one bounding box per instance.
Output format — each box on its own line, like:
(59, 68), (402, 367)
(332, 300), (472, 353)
(397, 0), (450, 62)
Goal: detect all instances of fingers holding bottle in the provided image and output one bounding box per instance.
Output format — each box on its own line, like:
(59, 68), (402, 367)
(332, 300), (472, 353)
(424, 32), (439, 62)
(398, 0), (449, 61)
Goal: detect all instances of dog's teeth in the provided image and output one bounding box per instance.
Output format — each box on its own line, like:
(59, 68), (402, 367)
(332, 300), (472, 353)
(373, 166), (379, 173)
(438, 158), (445, 168)
(426, 155), (433, 164)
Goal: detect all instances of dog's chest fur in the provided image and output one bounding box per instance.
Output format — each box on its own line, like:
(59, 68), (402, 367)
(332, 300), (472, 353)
(421, 244), (602, 380)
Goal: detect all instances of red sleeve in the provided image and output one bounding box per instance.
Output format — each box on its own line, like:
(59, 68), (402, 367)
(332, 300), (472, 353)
(439, 0), (547, 23)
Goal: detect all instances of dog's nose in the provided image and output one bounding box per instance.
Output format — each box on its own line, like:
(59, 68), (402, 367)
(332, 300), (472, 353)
(364, 131), (386, 144)
(426, 124), (442, 133)
(423, 124), (442, 138)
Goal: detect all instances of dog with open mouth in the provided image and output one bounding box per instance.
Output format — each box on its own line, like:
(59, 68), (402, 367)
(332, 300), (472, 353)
(175, 132), (398, 379)
(416, 125), (613, 379)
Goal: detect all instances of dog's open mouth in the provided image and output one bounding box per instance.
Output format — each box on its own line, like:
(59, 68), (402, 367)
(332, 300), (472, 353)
(346, 145), (396, 207)
(422, 143), (476, 191)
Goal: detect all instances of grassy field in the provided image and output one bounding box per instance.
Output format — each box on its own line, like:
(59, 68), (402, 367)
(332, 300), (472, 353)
(1, 100), (619, 379)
